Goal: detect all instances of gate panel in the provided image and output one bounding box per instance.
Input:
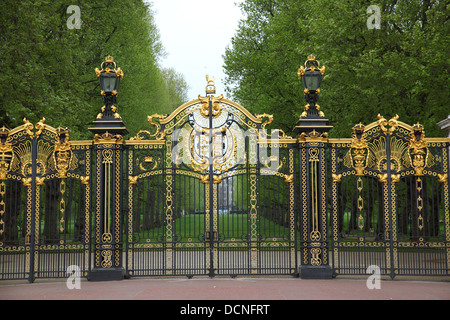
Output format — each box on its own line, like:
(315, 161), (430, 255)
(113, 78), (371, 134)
(125, 139), (170, 276)
(34, 127), (92, 280)
(125, 92), (298, 277)
(330, 169), (388, 275)
(211, 100), (297, 276)
(394, 136), (449, 276)
(126, 118), (210, 277)
(330, 119), (398, 276)
(33, 125), (91, 281)
(36, 176), (91, 279)
(0, 123), (33, 280)
(0, 179), (28, 280)
(297, 139), (331, 274)
(257, 143), (296, 275)
(214, 114), (259, 276)
(215, 173), (250, 275)
(330, 116), (450, 278)
(0, 121), (92, 282)
(172, 171), (207, 276)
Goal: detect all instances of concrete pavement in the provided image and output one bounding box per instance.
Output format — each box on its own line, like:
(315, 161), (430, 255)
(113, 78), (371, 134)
(0, 276), (448, 301)
(1, 276), (448, 318)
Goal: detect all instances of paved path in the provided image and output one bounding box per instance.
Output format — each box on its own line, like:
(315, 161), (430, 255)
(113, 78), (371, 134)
(1, 277), (448, 318)
(0, 276), (449, 301)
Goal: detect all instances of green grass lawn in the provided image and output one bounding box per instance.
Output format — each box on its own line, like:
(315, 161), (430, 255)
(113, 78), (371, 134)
(329, 210), (446, 242)
(132, 213), (294, 244)
(34, 208), (446, 247)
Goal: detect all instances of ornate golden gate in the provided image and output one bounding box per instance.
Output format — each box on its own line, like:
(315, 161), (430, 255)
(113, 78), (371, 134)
(0, 56), (448, 282)
(125, 83), (297, 277)
(329, 115), (450, 278)
(0, 120), (91, 282)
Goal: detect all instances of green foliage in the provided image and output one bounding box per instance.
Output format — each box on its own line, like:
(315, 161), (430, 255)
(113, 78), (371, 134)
(161, 68), (190, 111)
(223, 0), (449, 137)
(0, 0), (189, 139)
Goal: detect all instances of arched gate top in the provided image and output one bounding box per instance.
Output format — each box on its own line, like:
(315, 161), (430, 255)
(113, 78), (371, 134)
(130, 92), (275, 142)
(161, 96), (267, 128)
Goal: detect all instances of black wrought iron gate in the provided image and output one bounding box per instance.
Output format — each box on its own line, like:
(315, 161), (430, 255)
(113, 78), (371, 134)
(0, 121), (91, 282)
(125, 88), (297, 277)
(1, 88), (449, 282)
(329, 116), (450, 278)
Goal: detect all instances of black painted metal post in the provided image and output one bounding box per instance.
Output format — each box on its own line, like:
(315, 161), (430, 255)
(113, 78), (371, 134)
(294, 55), (333, 279)
(89, 56), (127, 281)
(208, 97), (215, 277)
(385, 133), (397, 279)
(89, 140), (126, 281)
(28, 136), (37, 283)
(295, 137), (333, 279)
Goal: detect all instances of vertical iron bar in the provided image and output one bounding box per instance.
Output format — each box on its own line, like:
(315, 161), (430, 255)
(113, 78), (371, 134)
(447, 142), (450, 276)
(293, 145), (298, 276)
(125, 147), (130, 278)
(385, 133), (396, 279)
(208, 98), (215, 277)
(28, 136), (37, 283)
(322, 144), (328, 270)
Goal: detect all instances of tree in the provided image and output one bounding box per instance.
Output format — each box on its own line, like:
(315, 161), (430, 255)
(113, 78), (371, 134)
(161, 68), (190, 111)
(223, 0), (449, 137)
(0, 0), (189, 139)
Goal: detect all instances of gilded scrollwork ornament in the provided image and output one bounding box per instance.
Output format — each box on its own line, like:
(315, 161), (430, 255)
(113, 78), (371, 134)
(284, 174), (294, 183)
(53, 127), (74, 179)
(22, 177), (32, 187)
(255, 113), (273, 130)
(23, 118), (34, 138)
(147, 114), (166, 140)
(130, 114), (166, 141)
(200, 174), (222, 184)
(376, 114), (399, 134)
(35, 118), (46, 137)
(408, 123), (429, 176)
(0, 127), (13, 180)
(80, 176), (90, 186)
(391, 174), (401, 184)
(377, 173), (388, 184)
(297, 129), (328, 142)
(199, 94), (223, 119)
(350, 123), (368, 176)
(93, 131), (123, 144)
(36, 176), (46, 186)
(438, 173), (448, 184)
(128, 175), (138, 186)
(332, 174), (342, 183)
(197, 75), (225, 118)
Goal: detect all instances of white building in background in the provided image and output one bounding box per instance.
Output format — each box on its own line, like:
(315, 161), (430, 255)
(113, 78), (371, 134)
(438, 115), (450, 138)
